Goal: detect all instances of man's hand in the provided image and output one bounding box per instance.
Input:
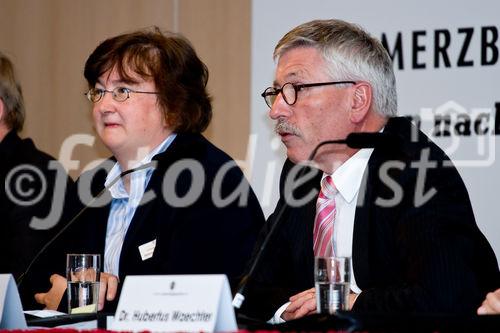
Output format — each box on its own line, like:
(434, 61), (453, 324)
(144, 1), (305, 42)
(33, 272), (120, 312)
(34, 274), (67, 310)
(281, 288), (360, 321)
(477, 289), (500, 315)
(98, 272), (119, 311)
(349, 292), (359, 309)
(282, 288), (317, 321)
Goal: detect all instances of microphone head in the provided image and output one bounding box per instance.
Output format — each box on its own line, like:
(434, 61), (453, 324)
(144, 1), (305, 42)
(307, 132), (393, 161)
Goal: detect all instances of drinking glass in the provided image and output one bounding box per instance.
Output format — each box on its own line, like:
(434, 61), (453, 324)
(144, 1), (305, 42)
(66, 254), (100, 314)
(314, 256), (350, 314)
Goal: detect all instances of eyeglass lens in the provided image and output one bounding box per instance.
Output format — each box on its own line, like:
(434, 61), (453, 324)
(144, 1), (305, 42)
(264, 83), (296, 108)
(87, 87), (129, 103)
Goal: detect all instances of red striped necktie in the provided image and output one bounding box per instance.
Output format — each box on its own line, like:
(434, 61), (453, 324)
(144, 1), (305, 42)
(313, 175), (337, 257)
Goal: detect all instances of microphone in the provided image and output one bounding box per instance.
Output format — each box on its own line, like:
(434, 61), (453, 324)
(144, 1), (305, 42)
(308, 131), (393, 160)
(232, 131), (392, 309)
(16, 161), (157, 288)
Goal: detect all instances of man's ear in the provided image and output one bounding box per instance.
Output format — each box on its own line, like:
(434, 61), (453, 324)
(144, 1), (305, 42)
(349, 82), (372, 123)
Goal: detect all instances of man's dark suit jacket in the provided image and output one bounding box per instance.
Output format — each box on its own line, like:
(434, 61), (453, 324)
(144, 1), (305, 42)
(45, 132), (265, 312)
(0, 130), (74, 309)
(241, 117), (499, 320)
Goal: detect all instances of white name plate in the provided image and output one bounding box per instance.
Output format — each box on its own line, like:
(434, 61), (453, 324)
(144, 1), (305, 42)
(110, 274), (237, 332)
(0, 274), (27, 329)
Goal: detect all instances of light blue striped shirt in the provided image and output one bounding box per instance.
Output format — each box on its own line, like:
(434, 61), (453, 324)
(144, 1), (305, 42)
(103, 134), (177, 276)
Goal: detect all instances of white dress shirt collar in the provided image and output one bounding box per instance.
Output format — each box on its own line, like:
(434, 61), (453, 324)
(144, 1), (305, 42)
(105, 133), (177, 199)
(328, 147), (374, 203)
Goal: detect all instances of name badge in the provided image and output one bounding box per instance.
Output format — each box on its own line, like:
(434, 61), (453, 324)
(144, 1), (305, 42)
(138, 239), (156, 261)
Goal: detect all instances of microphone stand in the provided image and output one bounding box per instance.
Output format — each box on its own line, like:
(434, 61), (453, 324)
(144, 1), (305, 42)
(232, 140), (346, 308)
(16, 161), (157, 288)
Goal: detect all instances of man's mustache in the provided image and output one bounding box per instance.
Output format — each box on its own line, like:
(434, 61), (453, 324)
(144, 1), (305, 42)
(275, 119), (300, 136)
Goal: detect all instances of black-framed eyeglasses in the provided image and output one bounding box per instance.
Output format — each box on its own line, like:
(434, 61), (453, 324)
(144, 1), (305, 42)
(85, 87), (160, 103)
(261, 81), (356, 108)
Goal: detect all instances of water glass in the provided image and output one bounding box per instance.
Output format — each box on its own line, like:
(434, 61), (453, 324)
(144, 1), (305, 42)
(314, 256), (350, 314)
(66, 254), (100, 314)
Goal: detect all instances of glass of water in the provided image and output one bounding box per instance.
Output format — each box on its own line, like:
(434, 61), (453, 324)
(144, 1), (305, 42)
(314, 256), (350, 314)
(66, 254), (100, 314)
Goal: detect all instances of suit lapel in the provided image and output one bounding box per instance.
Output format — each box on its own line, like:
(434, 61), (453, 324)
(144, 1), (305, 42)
(352, 117), (409, 289)
(94, 197), (112, 253)
(86, 168), (113, 254)
(118, 134), (202, 268)
(302, 195), (318, 284)
(119, 172), (161, 264)
(352, 162), (373, 289)
(292, 165), (321, 285)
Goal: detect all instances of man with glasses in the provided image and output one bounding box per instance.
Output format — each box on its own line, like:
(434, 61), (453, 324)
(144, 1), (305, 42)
(240, 19), (499, 321)
(33, 27), (265, 312)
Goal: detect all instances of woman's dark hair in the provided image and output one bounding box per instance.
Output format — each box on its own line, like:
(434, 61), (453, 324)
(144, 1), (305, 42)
(84, 27), (212, 133)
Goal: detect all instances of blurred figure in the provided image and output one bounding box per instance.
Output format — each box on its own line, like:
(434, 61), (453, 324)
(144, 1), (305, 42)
(240, 19), (499, 321)
(34, 27), (265, 312)
(0, 51), (73, 308)
(478, 289), (500, 315)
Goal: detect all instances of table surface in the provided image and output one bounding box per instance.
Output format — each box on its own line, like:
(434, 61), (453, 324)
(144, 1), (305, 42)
(12, 311), (500, 333)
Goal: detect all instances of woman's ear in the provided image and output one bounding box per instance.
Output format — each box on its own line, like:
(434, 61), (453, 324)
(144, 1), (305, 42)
(349, 82), (372, 123)
(160, 107), (170, 128)
(0, 98), (9, 139)
(0, 97), (5, 123)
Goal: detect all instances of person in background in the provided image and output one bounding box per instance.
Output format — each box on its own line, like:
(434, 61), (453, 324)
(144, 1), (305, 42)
(240, 19), (499, 322)
(34, 27), (265, 312)
(0, 51), (74, 309)
(478, 289), (500, 315)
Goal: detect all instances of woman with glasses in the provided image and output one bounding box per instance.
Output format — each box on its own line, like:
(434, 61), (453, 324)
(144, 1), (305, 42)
(34, 27), (265, 312)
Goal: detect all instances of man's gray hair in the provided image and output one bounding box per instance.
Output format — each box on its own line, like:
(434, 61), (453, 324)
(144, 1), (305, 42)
(0, 51), (25, 132)
(274, 19), (397, 117)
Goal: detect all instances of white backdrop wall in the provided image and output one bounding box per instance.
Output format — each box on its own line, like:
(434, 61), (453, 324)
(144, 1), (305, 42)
(249, 0), (500, 262)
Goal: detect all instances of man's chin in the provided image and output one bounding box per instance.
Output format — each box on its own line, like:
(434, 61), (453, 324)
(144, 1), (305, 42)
(286, 151), (310, 165)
